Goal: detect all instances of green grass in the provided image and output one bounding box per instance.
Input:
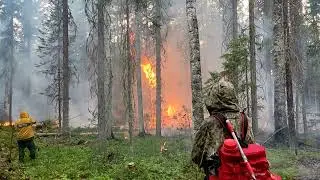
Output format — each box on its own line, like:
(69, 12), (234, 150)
(1, 128), (319, 180)
(21, 136), (203, 180)
(267, 148), (320, 180)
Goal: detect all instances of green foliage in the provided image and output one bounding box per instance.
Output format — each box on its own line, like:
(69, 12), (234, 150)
(36, 0), (78, 105)
(19, 136), (203, 180)
(304, 0), (320, 97)
(266, 148), (320, 180)
(2, 128), (318, 180)
(204, 35), (250, 108)
(221, 34), (249, 93)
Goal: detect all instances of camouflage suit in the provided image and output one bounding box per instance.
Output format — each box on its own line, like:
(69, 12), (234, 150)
(191, 77), (255, 176)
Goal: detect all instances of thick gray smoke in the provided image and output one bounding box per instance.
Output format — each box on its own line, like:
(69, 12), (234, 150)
(0, 1), (91, 127)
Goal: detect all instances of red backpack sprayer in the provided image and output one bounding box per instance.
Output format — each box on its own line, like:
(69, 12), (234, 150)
(208, 112), (282, 180)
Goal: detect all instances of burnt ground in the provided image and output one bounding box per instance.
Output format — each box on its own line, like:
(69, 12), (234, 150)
(295, 156), (320, 180)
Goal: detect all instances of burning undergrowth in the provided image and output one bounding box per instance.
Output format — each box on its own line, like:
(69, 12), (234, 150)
(139, 54), (192, 135)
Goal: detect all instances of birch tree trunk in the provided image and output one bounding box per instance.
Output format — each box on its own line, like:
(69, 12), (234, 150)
(62, 0), (70, 136)
(135, 4), (145, 136)
(186, 0), (204, 131)
(273, 0), (288, 144)
(97, 0), (107, 139)
(155, 0), (162, 136)
(249, 0), (258, 135)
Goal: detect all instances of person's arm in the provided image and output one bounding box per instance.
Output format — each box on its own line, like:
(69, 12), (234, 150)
(16, 119), (36, 128)
(29, 117), (36, 126)
(15, 121), (20, 130)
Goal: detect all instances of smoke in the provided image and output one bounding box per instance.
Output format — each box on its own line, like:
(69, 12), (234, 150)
(0, 0), (91, 126)
(2, 0), (267, 131)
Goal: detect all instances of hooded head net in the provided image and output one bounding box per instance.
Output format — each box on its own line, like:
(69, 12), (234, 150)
(204, 77), (239, 115)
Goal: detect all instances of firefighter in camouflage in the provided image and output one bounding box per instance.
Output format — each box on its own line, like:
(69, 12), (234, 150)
(191, 76), (255, 178)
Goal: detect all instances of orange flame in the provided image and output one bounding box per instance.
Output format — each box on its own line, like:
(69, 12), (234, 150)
(1, 121), (14, 126)
(166, 105), (176, 117)
(141, 63), (156, 88)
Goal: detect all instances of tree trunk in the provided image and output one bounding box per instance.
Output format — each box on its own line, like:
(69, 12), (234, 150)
(6, 0), (14, 162)
(22, 0), (32, 98)
(295, 92), (299, 133)
(126, 0), (133, 144)
(97, 0), (107, 139)
(284, 0), (296, 149)
(8, 0), (14, 127)
(155, 0), (162, 137)
(302, 82), (308, 135)
(263, 0), (274, 125)
(249, 0), (258, 135)
(57, 0), (62, 132)
(232, 0), (238, 39)
(62, 0), (70, 136)
(135, 5), (145, 136)
(246, 56), (250, 116)
(221, 0), (237, 50)
(186, 0), (204, 131)
(273, 0), (288, 144)
(105, 15), (113, 140)
(22, 0), (32, 59)
(58, 36), (62, 132)
(290, 0), (304, 137)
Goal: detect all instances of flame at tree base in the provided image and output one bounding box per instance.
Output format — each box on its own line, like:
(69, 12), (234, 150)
(140, 56), (192, 132)
(0, 121), (14, 126)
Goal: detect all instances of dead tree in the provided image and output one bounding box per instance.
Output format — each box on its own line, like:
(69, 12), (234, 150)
(62, 0), (70, 135)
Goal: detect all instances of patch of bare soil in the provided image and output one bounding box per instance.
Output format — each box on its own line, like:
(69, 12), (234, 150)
(295, 156), (320, 180)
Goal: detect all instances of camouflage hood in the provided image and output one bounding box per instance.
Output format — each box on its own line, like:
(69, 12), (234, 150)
(204, 77), (239, 114)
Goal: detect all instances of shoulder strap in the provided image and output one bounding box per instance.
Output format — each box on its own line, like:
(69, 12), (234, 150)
(239, 111), (248, 141)
(212, 111), (249, 141)
(211, 112), (232, 138)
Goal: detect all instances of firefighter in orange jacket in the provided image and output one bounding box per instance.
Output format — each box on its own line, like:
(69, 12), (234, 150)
(15, 111), (36, 162)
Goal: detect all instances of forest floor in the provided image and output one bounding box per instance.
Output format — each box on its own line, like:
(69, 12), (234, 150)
(1, 127), (320, 180)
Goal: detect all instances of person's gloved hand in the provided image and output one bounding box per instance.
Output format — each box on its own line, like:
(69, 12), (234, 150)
(206, 154), (220, 176)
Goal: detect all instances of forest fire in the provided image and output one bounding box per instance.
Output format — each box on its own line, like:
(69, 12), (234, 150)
(166, 105), (176, 117)
(141, 62), (156, 88)
(140, 56), (191, 132)
(0, 121), (14, 127)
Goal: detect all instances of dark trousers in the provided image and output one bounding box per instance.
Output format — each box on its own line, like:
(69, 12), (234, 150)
(17, 137), (36, 162)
